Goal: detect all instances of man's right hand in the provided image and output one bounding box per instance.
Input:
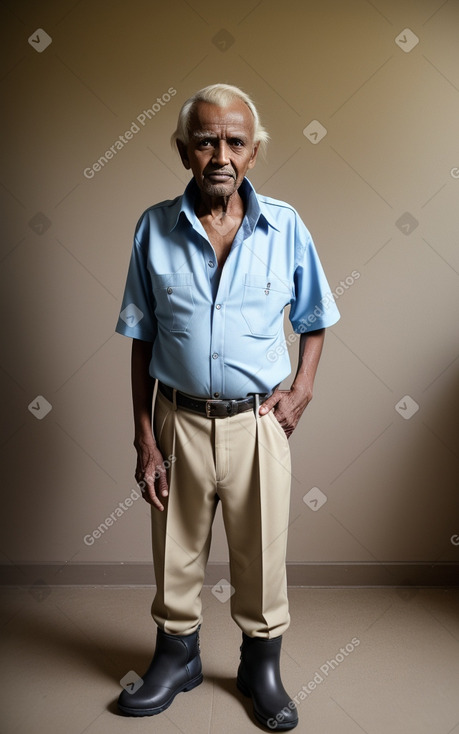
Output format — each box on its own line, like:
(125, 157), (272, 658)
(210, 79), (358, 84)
(134, 436), (169, 511)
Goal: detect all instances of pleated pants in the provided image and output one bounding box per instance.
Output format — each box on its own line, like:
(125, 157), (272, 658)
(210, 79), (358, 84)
(150, 388), (292, 638)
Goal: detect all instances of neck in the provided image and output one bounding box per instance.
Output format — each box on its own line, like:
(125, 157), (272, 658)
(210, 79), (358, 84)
(196, 190), (244, 220)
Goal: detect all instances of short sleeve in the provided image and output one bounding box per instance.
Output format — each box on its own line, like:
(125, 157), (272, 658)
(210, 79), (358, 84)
(289, 216), (340, 333)
(115, 216), (157, 341)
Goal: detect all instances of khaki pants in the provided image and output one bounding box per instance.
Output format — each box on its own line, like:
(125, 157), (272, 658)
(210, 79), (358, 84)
(151, 389), (292, 638)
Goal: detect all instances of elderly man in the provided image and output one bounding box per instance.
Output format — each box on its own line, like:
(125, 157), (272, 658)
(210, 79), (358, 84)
(115, 83), (340, 730)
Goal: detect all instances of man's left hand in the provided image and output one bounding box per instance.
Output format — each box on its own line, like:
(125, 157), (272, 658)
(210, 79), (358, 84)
(259, 384), (313, 438)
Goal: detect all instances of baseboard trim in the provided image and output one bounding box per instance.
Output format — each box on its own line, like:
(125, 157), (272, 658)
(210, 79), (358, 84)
(1, 562), (457, 588)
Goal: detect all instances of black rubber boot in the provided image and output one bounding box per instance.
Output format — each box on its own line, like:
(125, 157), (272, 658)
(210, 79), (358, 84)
(237, 633), (298, 730)
(118, 627), (203, 716)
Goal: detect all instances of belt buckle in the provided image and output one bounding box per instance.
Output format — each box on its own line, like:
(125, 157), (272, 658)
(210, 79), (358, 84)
(205, 399), (238, 417)
(205, 400), (217, 418)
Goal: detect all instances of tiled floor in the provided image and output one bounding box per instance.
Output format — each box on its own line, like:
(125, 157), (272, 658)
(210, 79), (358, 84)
(1, 586), (458, 734)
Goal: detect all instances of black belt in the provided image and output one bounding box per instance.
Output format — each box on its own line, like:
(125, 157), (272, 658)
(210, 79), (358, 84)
(157, 382), (267, 418)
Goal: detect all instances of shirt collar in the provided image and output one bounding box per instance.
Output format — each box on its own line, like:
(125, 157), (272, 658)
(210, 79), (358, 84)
(170, 177), (280, 233)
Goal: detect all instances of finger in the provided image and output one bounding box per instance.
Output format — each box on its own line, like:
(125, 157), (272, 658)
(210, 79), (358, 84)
(145, 463), (169, 497)
(157, 470), (169, 497)
(143, 464), (168, 503)
(149, 493), (165, 511)
(259, 390), (281, 415)
(143, 483), (165, 511)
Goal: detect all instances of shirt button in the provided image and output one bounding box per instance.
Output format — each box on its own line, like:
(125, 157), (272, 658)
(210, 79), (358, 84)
(212, 352), (219, 359)
(167, 287), (173, 294)
(213, 392), (220, 398)
(208, 260), (215, 268)
(216, 304), (221, 310)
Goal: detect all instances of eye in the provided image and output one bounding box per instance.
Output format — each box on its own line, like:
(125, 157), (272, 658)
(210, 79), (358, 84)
(229, 138), (244, 147)
(198, 138), (215, 149)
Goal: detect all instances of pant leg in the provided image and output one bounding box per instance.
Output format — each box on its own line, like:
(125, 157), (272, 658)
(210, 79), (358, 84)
(216, 408), (292, 639)
(151, 390), (218, 635)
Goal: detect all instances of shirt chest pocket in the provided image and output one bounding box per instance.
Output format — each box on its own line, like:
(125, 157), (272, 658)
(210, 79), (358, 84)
(241, 274), (291, 337)
(152, 273), (195, 332)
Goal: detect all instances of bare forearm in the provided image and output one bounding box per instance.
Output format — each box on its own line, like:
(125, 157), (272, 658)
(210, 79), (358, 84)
(131, 339), (155, 441)
(291, 328), (326, 397)
(259, 328), (326, 436)
(131, 339), (168, 509)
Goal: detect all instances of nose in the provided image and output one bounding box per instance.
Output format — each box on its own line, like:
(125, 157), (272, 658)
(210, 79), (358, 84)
(212, 140), (230, 166)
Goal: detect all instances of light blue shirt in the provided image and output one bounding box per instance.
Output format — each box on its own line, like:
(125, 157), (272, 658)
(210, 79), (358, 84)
(115, 178), (340, 398)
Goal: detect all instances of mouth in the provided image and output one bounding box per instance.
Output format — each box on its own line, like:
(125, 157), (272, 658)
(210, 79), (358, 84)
(205, 172), (234, 182)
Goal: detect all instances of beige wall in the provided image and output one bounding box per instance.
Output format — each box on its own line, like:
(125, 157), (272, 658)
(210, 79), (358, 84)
(1, 0), (458, 586)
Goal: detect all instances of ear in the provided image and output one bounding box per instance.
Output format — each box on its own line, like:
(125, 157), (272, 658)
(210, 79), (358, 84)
(176, 140), (191, 170)
(247, 141), (260, 170)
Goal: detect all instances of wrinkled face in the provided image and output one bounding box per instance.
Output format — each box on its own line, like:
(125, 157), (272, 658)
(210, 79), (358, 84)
(177, 99), (260, 200)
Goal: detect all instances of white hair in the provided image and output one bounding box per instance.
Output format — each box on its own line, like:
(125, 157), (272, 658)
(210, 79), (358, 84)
(171, 83), (269, 156)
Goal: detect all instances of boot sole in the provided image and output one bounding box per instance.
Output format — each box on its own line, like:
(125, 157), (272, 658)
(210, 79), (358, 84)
(118, 673), (203, 717)
(237, 675), (298, 731)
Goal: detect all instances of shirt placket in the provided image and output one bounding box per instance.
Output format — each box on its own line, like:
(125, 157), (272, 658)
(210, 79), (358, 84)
(209, 258), (230, 399)
(209, 226), (249, 399)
